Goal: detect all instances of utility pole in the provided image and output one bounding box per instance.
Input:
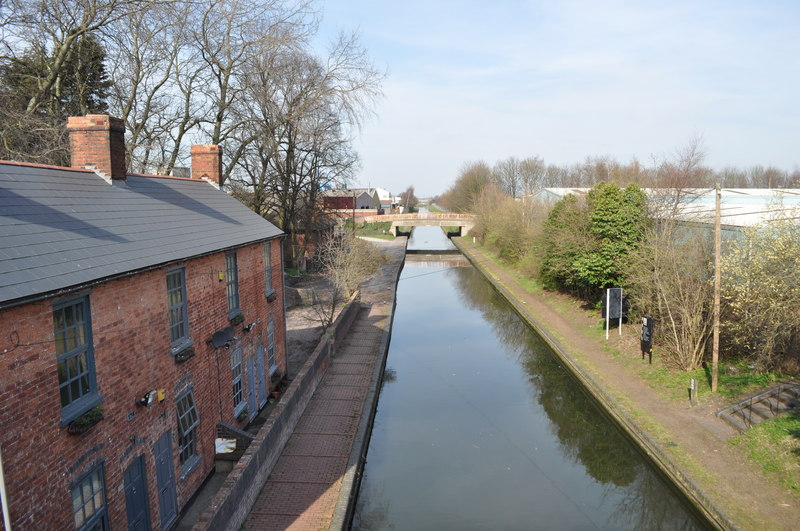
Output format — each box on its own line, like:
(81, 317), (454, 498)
(712, 184), (721, 392)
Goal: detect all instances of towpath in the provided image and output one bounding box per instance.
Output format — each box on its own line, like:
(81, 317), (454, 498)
(242, 237), (405, 530)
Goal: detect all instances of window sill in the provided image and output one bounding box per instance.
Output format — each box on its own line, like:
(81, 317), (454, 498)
(180, 455), (201, 482)
(171, 338), (194, 354)
(229, 312), (244, 326)
(266, 289), (277, 302)
(60, 394), (103, 427)
(173, 344), (196, 363)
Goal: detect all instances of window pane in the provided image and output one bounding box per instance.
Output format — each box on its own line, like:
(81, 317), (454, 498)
(80, 375), (90, 396)
(75, 322), (85, 347)
(72, 485), (82, 513)
(64, 327), (77, 352)
(54, 330), (65, 355)
(64, 305), (75, 327)
(77, 352), (88, 374)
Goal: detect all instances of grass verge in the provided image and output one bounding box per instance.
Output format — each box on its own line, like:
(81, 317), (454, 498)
(729, 413), (800, 493)
(345, 220), (395, 239)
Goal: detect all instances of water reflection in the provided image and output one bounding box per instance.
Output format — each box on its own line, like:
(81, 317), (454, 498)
(450, 267), (700, 530)
(353, 263), (703, 530)
(407, 225), (457, 252)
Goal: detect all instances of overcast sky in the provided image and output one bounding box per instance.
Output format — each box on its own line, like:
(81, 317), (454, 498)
(316, 0), (799, 197)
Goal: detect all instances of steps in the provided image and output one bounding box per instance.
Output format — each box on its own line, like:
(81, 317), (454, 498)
(716, 382), (800, 433)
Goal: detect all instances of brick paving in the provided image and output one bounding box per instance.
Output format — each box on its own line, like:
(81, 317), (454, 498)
(243, 238), (405, 530)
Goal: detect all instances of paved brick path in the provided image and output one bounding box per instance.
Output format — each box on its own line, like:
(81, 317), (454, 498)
(243, 239), (404, 530)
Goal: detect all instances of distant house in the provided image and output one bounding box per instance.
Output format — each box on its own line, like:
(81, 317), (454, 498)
(322, 188), (382, 215)
(0, 115), (288, 529)
(373, 187), (394, 209)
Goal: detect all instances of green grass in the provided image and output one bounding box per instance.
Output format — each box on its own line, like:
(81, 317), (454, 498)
(638, 358), (786, 403)
(344, 220), (395, 239)
(427, 203), (442, 213)
(729, 413), (800, 492)
(714, 362), (785, 399)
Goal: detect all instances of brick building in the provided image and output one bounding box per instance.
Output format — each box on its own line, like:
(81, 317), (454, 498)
(0, 115), (287, 529)
(321, 188), (382, 212)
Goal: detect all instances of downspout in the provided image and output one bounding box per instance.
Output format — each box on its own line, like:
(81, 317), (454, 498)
(0, 445), (11, 530)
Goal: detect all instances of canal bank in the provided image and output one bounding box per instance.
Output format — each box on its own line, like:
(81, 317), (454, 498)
(452, 236), (798, 530)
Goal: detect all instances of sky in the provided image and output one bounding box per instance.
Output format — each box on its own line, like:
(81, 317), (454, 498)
(315, 0), (800, 198)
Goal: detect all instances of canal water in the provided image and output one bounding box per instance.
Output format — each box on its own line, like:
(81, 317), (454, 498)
(352, 226), (703, 530)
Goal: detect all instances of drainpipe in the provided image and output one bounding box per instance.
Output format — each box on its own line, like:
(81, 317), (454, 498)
(0, 446), (11, 530)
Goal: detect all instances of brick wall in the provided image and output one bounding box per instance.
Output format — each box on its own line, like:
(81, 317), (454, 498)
(66, 115), (127, 181)
(323, 196), (355, 210)
(190, 145), (223, 187)
(0, 238), (286, 529)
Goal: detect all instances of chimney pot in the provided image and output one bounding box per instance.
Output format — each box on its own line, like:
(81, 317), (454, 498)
(67, 114), (127, 181)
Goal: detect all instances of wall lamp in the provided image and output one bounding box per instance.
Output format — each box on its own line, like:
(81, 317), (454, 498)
(137, 390), (157, 407)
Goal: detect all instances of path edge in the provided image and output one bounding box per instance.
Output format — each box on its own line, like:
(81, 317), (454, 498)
(329, 238), (407, 530)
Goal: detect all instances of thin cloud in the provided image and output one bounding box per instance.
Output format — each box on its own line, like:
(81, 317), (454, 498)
(318, 0), (800, 196)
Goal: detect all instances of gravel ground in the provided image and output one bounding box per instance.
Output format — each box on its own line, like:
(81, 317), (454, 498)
(284, 237), (404, 378)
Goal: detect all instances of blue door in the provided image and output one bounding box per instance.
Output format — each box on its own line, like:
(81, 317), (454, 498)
(246, 356), (257, 421)
(256, 345), (267, 409)
(124, 455), (152, 531)
(153, 431), (177, 530)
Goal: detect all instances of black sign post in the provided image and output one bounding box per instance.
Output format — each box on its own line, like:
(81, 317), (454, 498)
(640, 316), (654, 364)
(603, 288), (623, 340)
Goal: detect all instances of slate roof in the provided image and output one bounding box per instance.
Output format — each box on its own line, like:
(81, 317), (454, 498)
(0, 162), (283, 308)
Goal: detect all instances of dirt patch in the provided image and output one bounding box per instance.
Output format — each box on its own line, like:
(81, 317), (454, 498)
(456, 238), (799, 530)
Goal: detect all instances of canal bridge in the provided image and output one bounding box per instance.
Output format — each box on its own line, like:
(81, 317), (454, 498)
(360, 212), (476, 236)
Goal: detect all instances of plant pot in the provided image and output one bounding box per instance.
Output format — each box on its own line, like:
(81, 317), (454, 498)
(67, 406), (104, 434)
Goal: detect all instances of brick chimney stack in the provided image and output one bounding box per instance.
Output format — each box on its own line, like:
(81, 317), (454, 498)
(67, 115), (127, 181)
(190, 145), (222, 187)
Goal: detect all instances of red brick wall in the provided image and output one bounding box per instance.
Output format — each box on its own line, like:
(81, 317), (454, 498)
(66, 115), (127, 181)
(0, 238), (286, 529)
(323, 196), (354, 210)
(190, 145), (222, 187)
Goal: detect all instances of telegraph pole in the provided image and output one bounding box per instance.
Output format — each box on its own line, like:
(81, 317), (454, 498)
(712, 184), (721, 392)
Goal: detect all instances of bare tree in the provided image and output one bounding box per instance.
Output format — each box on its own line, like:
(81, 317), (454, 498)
(626, 221), (715, 371)
(106, 1), (199, 172)
(399, 185), (418, 212)
(519, 156), (546, 196)
(230, 31), (383, 266)
(438, 160), (492, 212)
(493, 157), (522, 198)
(195, 0), (315, 184)
(9, 0), (154, 114)
(311, 232), (383, 329)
